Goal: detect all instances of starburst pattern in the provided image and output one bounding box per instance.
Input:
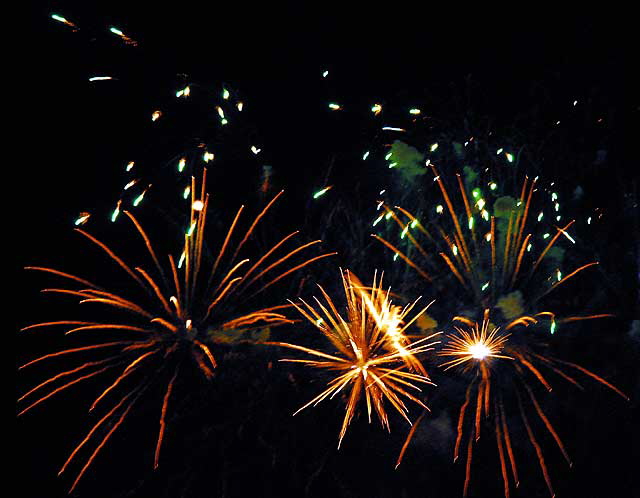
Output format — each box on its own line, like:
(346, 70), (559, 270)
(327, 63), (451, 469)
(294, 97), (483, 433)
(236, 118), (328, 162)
(375, 167), (612, 332)
(18, 170), (335, 492)
(397, 309), (628, 497)
(271, 270), (439, 447)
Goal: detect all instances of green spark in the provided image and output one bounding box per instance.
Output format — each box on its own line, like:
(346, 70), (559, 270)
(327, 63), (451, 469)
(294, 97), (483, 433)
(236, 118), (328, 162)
(313, 187), (331, 199)
(133, 192), (146, 207)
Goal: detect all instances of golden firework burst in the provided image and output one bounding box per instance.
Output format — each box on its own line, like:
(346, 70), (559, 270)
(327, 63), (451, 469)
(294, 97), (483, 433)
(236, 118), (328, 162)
(397, 309), (627, 498)
(272, 270), (439, 447)
(18, 170), (335, 492)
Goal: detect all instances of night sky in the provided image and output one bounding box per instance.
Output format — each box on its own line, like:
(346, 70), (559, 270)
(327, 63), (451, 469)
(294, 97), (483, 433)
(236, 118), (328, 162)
(18, 3), (638, 498)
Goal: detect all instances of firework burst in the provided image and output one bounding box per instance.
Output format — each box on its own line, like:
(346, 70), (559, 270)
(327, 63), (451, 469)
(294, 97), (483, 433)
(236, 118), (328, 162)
(18, 170), (335, 492)
(397, 309), (628, 497)
(271, 270), (439, 447)
(375, 166), (615, 333)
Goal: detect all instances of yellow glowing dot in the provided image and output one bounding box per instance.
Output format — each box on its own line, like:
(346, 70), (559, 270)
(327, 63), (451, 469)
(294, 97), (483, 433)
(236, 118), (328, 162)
(151, 110), (162, 121)
(192, 200), (204, 211)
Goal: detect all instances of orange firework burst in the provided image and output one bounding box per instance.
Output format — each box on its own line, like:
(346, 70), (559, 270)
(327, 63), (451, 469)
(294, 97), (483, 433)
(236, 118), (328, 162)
(18, 170), (335, 492)
(271, 270), (439, 447)
(397, 309), (628, 497)
(374, 166), (613, 333)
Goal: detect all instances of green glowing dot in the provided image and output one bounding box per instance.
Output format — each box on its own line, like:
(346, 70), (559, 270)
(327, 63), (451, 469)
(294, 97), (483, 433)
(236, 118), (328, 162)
(550, 321), (557, 334)
(506, 152), (514, 163)
(362, 151), (370, 160)
(110, 27), (124, 36)
(222, 88), (230, 99)
(489, 182), (497, 190)
(430, 143), (439, 152)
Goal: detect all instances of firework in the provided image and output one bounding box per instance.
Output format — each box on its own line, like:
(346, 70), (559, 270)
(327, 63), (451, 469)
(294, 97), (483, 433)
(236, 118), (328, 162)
(19, 170), (335, 492)
(271, 270), (439, 447)
(375, 167), (612, 333)
(397, 309), (628, 497)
